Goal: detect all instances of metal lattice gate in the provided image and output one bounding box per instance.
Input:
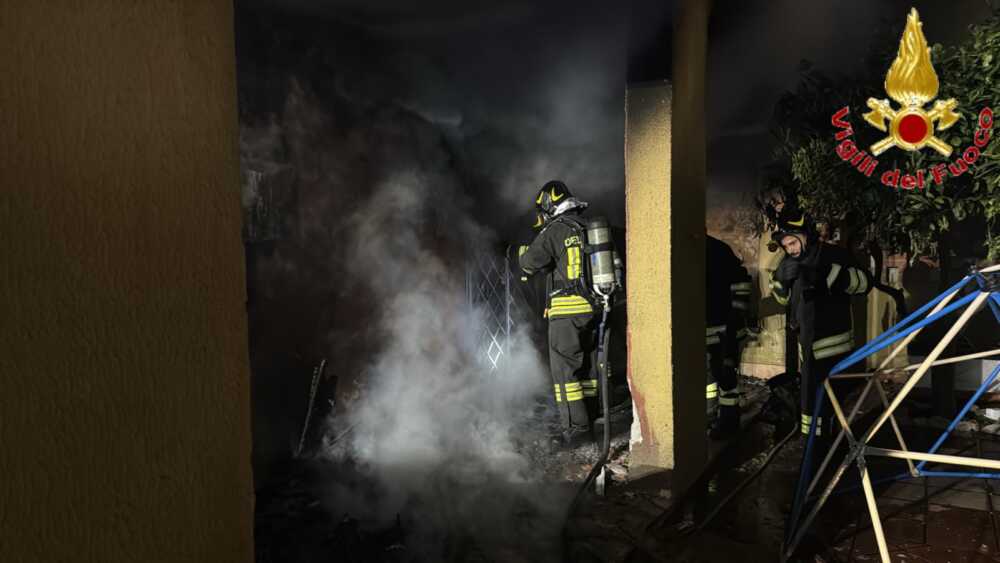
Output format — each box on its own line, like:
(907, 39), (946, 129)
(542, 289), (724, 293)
(466, 250), (537, 375)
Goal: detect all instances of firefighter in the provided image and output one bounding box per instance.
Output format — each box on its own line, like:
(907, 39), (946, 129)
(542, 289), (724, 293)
(706, 235), (753, 439)
(518, 180), (598, 446)
(769, 208), (873, 450)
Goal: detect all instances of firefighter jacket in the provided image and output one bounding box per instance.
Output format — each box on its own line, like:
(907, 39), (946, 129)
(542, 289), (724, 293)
(706, 236), (752, 373)
(519, 213), (593, 319)
(770, 242), (874, 360)
(706, 236), (752, 332)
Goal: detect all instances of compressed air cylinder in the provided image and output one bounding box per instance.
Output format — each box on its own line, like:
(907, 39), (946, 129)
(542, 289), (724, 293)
(586, 216), (616, 294)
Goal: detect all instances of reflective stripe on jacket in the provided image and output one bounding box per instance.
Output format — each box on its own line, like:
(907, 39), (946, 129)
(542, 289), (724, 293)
(519, 214), (594, 319)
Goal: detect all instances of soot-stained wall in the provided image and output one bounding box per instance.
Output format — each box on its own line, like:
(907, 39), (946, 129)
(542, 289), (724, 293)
(0, 3), (253, 562)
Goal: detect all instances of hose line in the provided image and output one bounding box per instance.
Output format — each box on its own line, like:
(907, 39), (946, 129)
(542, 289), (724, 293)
(568, 303), (612, 514)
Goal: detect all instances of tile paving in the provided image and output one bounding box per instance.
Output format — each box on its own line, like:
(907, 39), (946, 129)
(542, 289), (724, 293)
(821, 431), (1000, 562)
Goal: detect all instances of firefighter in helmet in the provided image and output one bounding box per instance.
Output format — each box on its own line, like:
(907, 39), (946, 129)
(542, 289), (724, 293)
(519, 180), (598, 446)
(706, 235), (753, 439)
(769, 208), (873, 451)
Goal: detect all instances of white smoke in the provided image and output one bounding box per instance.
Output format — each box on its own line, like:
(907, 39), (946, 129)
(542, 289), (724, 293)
(244, 77), (567, 556)
(317, 169), (571, 557)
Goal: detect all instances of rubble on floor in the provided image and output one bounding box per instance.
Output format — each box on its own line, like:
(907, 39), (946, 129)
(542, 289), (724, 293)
(258, 375), (1000, 562)
(255, 391), (632, 562)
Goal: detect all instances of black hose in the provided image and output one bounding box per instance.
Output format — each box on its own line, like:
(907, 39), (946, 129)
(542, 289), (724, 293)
(568, 304), (612, 515)
(692, 425), (798, 534)
(562, 304), (613, 563)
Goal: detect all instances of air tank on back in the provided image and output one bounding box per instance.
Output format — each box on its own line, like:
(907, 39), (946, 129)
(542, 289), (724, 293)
(585, 216), (618, 297)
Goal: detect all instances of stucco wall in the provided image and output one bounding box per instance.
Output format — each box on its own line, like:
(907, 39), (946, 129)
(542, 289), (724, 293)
(0, 3), (253, 562)
(625, 82), (682, 472)
(623, 0), (710, 489)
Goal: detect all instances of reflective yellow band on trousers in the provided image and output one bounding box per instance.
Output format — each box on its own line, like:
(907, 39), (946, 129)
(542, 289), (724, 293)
(581, 378), (598, 397)
(801, 414), (823, 436)
(564, 380), (584, 401)
(555, 381), (584, 402)
(706, 382), (719, 399)
(719, 393), (739, 406)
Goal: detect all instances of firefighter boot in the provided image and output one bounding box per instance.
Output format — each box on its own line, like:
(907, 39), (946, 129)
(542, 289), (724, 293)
(760, 374), (799, 426)
(593, 402), (633, 434)
(561, 423), (593, 450)
(593, 400), (633, 425)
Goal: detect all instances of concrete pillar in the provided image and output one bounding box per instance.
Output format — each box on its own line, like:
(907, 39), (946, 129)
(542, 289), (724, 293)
(624, 0), (711, 490)
(0, 3), (253, 562)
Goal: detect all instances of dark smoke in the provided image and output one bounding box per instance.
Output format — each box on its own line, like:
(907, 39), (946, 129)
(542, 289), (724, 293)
(240, 0), (631, 233)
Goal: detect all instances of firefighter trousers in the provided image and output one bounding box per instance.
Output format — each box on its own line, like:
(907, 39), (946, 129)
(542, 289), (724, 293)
(800, 350), (865, 460)
(706, 327), (740, 415)
(549, 314), (598, 429)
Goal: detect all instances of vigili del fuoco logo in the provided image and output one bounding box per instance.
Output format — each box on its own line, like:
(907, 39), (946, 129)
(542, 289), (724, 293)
(829, 8), (993, 190)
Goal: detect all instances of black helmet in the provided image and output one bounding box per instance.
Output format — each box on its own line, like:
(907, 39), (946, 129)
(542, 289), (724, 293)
(770, 207), (816, 249)
(535, 180), (572, 216)
(771, 207), (812, 238)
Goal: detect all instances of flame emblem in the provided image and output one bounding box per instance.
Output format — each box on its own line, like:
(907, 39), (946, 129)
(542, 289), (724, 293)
(863, 8), (960, 156)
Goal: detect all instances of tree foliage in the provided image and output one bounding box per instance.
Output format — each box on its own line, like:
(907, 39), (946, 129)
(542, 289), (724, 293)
(758, 11), (1000, 263)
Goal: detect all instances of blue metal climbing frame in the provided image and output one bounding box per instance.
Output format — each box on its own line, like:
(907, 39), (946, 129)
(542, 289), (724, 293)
(782, 264), (1000, 563)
